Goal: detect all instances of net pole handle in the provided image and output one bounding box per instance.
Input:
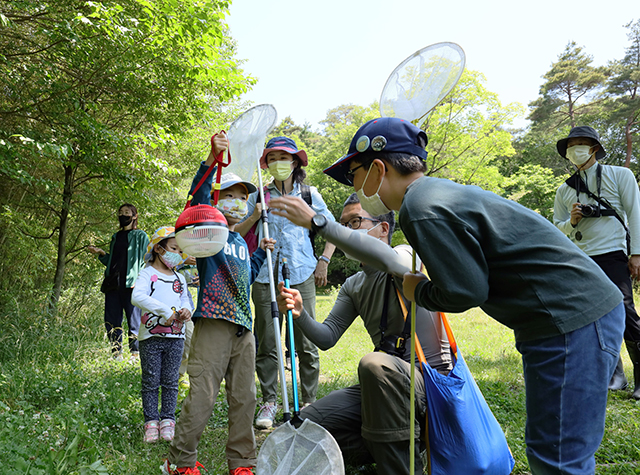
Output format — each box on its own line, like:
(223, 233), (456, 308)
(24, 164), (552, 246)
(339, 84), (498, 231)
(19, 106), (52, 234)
(283, 260), (300, 415)
(410, 250), (417, 475)
(255, 152), (290, 418)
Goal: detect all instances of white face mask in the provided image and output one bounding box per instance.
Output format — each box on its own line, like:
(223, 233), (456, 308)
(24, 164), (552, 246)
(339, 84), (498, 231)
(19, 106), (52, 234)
(344, 222), (381, 261)
(566, 145), (594, 166)
(356, 164), (391, 216)
(268, 160), (294, 181)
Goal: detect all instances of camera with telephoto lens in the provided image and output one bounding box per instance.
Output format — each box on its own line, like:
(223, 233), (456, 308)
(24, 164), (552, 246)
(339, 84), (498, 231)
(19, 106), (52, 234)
(579, 203), (601, 218)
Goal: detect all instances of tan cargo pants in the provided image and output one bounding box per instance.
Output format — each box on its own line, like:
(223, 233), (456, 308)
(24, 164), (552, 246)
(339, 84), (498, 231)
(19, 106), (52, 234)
(169, 318), (257, 471)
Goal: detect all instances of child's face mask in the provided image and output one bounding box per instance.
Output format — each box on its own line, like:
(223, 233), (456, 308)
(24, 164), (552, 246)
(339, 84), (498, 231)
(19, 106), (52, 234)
(159, 247), (182, 269)
(216, 198), (248, 219)
(268, 160), (294, 181)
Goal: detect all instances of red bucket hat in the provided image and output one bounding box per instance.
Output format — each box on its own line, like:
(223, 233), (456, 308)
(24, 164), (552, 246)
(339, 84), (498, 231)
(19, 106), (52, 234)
(259, 136), (308, 169)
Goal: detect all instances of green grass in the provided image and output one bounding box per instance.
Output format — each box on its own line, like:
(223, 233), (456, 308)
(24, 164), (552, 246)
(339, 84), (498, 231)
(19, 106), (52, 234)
(2, 292), (640, 474)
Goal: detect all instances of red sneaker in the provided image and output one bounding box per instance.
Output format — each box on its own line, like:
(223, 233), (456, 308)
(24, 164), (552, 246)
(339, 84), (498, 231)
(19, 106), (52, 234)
(229, 468), (254, 475)
(161, 460), (206, 475)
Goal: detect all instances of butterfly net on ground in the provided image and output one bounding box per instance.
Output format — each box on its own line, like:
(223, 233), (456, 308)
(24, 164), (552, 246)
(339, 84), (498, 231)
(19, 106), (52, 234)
(256, 419), (344, 475)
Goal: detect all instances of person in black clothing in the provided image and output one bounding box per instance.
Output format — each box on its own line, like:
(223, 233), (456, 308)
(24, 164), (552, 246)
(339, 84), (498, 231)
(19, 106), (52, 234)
(88, 204), (149, 360)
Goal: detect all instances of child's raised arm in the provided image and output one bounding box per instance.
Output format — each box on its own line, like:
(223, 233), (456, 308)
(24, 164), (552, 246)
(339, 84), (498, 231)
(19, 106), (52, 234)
(205, 132), (229, 167)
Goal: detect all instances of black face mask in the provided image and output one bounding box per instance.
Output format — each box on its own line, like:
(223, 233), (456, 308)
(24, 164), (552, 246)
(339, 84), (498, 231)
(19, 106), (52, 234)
(118, 215), (133, 227)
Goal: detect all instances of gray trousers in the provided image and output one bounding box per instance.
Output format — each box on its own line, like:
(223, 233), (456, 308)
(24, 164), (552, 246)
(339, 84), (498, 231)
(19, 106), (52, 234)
(169, 318), (257, 471)
(301, 352), (426, 475)
(253, 275), (320, 404)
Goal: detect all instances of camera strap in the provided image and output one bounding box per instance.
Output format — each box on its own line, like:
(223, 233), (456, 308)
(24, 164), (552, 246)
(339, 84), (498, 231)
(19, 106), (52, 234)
(565, 164), (630, 254)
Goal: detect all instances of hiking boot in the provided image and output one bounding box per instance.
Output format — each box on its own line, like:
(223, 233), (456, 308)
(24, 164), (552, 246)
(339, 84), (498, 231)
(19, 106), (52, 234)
(144, 420), (159, 443)
(159, 419), (175, 441)
(161, 460), (206, 475)
(255, 403), (277, 429)
(229, 468), (254, 475)
(608, 356), (628, 390)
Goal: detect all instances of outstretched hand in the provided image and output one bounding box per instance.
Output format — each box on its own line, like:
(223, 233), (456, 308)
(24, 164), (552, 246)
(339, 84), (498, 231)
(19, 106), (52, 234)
(87, 245), (106, 256)
(269, 196), (315, 229)
(277, 281), (303, 318)
(211, 132), (229, 156)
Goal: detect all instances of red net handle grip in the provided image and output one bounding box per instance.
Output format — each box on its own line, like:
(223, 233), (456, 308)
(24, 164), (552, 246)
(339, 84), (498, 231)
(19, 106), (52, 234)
(185, 132), (232, 209)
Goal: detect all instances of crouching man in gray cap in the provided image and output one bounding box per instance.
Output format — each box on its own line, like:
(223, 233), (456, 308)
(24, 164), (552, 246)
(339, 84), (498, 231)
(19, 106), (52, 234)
(274, 192), (452, 475)
(554, 125), (640, 398)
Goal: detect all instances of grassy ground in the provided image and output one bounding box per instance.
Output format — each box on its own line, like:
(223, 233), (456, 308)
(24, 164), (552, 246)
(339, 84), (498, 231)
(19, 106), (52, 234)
(2, 291), (640, 474)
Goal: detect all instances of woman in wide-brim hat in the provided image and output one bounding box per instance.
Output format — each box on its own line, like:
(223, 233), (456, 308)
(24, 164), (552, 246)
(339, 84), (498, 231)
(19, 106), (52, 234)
(236, 135), (336, 430)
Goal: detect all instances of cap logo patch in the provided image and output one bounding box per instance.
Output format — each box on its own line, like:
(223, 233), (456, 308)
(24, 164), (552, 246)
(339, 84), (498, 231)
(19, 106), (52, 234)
(371, 135), (387, 152)
(356, 135), (370, 153)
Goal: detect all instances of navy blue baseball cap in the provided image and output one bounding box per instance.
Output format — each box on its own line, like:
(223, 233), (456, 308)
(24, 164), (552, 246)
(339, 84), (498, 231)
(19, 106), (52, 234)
(323, 117), (428, 185)
(556, 126), (606, 160)
(259, 136), (308, 169)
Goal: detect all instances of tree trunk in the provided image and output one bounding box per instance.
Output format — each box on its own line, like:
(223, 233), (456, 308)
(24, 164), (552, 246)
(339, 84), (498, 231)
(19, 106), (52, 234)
(625, 119), (633, 168)
(50, 163), (74, 309)
(567, 89), (575, 128)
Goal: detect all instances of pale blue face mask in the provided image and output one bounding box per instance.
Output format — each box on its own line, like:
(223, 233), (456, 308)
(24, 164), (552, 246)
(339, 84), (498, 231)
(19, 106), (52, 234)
(160, 247), (182, 269)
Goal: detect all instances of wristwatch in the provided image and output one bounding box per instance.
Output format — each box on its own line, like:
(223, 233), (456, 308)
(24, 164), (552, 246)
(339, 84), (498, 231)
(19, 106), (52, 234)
(311, 213), (328, 233)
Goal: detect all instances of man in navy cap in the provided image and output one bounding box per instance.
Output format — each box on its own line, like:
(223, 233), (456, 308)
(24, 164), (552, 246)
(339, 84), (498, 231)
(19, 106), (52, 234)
(554, 126), (640, 398)
(269, 117), (625, 475)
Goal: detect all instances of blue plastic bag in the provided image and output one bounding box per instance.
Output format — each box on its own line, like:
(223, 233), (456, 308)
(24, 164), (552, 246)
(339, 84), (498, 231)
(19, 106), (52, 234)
(421, 347), (514, 475)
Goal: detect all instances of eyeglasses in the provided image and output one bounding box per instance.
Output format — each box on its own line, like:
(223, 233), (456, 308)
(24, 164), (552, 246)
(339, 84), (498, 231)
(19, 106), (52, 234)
(341, 216), (380, 230)
(345, 160), (372, 186)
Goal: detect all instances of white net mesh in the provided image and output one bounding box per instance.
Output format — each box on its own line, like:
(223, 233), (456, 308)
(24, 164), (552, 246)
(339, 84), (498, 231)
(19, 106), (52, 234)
(379, 42), (465, 124)
(256, 419), (344, 475)
(175, 225), (229, 258)
(226, 104), (278, 183)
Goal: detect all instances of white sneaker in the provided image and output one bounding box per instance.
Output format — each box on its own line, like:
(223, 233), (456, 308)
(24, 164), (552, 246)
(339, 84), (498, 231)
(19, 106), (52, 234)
(255, 403), (277, 429)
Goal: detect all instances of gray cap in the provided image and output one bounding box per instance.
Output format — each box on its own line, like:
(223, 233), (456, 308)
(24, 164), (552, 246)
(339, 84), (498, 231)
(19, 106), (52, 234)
(217, 172), (257, 193)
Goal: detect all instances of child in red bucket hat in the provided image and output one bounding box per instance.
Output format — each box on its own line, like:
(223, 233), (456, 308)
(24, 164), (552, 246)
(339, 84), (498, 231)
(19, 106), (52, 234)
(163, 133), (274, 475)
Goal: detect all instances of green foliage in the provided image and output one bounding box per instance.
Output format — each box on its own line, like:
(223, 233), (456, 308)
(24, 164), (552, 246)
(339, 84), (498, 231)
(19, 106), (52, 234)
(3, 295), (640, 474)
(424, 70), (524, 193)
(513, 26), (640, 191)
(503, 164), (568, 220)
(605, 19), (640, 168)
(528, 41), (608, 129)
(0, 0), (252, 306)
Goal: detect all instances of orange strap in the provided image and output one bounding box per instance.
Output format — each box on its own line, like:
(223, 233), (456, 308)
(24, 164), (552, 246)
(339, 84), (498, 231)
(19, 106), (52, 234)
(395, 289), (457, 367)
